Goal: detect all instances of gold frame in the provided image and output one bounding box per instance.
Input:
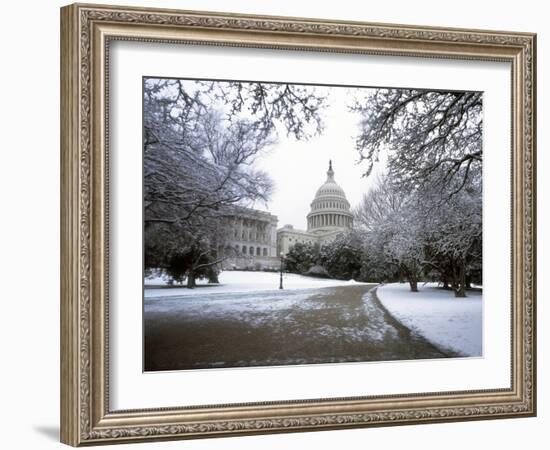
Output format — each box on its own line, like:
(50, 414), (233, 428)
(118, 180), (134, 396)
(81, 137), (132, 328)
(60, 2), (537, 446)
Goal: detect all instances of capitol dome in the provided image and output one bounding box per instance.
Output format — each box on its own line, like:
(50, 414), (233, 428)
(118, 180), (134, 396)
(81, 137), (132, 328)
(306, 161), (353, 232)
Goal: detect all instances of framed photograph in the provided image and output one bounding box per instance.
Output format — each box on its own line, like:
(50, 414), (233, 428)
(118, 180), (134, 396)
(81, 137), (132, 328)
(60, 3), (536, 446)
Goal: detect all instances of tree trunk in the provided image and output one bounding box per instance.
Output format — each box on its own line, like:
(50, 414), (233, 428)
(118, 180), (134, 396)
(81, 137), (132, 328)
(455, 263), (466, 298)
(408, 274), (418, 292)
(186, 271), (196, 289)
(450, 263), (459, 294)
(398, 267), (405, 283)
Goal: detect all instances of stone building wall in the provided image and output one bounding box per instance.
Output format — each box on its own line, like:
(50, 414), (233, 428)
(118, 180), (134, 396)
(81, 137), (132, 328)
(221, 207), (279, 270)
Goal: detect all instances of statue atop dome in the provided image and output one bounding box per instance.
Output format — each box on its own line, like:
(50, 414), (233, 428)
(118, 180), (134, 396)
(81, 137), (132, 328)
(327, 160), (334, 180)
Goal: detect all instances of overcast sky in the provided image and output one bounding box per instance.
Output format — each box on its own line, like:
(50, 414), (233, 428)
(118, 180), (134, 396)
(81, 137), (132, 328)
(251, 86), (385, 229)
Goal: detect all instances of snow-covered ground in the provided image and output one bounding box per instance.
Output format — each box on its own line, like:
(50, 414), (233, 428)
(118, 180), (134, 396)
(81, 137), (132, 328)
(145, 288), (320, 322)
(376, 283), (482, 357)
(144, 283), (452, 370)
(145, 270), (368, 298)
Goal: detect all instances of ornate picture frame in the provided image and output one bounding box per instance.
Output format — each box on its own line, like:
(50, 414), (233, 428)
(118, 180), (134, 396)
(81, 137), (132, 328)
(60, 3), (536, 446)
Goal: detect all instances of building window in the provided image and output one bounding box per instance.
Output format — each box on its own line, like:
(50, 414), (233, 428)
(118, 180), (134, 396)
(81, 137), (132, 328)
(263, 248), (267, 256)
(249, 246), (254, 255)
(242, 245), (247, 254)
(256, 247), (261, 256)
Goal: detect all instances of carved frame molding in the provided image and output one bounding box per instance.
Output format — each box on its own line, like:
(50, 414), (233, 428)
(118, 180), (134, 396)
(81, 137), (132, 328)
(60, 3), (536, 446)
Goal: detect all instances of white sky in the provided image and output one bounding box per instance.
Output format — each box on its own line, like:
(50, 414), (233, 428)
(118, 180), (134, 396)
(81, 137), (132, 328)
(252, 87), (384, 229)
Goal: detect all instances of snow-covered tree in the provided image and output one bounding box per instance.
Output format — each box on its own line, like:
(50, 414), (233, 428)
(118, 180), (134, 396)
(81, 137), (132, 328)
(354, 176), (421, 290)
(382, 207), (425, 292)
(201, 80), (326, 140)
(320, 231), (364, 281)
(355, 171), (482, 296)
(144, 109), (276, 287)
(351, 87), (483, 295)
(144, 78), (327, 286)
(284, 242), (321, 275)
(353, 174), (405, 232)
(421, 179), (482, 297)
(352, 89), (482, 196)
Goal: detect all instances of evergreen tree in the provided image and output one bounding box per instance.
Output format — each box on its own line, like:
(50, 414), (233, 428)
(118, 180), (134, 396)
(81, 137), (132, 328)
(284, 242), (320, 274)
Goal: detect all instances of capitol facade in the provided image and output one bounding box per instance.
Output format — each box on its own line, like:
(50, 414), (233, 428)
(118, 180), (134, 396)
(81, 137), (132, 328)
(222, 161), (353, 270)
(277, 160), (353, 255)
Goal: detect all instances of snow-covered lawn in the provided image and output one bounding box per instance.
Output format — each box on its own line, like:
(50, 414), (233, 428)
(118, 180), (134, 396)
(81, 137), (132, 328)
(145, 270), (368, 298)
(376, 283), (482, 357)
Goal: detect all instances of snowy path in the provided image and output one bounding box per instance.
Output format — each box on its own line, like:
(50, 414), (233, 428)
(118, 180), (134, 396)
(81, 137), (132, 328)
(376, 283), (482, 357)
(145, 283), (450, 371)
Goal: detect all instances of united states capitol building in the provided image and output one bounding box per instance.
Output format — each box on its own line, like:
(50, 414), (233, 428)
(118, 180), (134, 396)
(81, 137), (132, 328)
(222, 161), (353, 270)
